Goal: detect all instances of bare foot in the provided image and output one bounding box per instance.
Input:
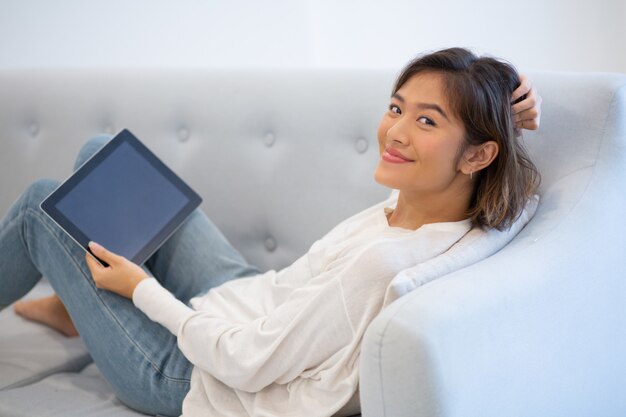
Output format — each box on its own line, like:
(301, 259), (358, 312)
(13, 294), (79, 337)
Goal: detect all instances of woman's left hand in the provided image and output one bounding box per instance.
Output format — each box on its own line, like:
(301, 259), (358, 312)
(85, 241), (149, 299)
(512, 74), (542, 134)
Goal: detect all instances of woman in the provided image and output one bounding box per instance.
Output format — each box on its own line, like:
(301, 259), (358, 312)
(1, 47), (541, 417)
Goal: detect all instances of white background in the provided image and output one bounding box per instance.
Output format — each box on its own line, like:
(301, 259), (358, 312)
(1, 0), (624, 73)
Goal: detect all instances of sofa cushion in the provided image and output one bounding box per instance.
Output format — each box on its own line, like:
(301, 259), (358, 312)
(0, 363), (146, 417)
(0, 280), (92, 391)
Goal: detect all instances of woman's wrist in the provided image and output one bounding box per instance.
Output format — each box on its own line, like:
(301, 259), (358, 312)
(129, 275), (149, 299)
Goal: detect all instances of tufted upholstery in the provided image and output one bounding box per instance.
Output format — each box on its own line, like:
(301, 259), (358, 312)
(0, 69), (394, 273)
(1, 69), (626, 417)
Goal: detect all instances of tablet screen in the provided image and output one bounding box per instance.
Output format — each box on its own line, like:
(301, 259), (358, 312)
(55, 141), (188, 259)
(41, 129), (202, 266)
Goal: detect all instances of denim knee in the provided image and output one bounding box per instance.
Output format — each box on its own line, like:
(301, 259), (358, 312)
(73, 133), (114, 171)
(25, 178), (61, 211)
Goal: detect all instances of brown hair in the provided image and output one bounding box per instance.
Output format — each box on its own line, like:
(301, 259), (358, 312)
(393, 47), (540, 231)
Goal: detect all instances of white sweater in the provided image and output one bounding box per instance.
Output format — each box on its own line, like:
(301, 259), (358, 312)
(132, 193), (472, 417)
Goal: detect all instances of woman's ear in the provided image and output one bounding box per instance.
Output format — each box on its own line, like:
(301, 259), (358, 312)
(459, 141), (499, 175)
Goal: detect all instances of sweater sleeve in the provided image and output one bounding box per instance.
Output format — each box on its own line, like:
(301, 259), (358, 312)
(132, 278), (194, 334)
(132, 276), (354, 393)
(132, 220), (470, 394)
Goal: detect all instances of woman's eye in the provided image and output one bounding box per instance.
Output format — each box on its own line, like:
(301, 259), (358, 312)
(388, 104), (401, 114)
(418, 116), (435, 126)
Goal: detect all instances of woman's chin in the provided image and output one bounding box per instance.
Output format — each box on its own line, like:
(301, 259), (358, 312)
(374, 170), (403, 190)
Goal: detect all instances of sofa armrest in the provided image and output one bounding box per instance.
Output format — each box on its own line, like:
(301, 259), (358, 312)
(360, 220), (626, 417)
(359, 72), (626, 417)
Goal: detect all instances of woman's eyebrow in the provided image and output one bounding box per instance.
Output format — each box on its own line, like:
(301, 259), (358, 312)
(392, 93), (450, 121)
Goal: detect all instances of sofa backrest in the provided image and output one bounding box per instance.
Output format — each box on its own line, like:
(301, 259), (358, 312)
(515, 71), (626, 249)
(1, 70), (624, 273)
(0, 69), (397, 271)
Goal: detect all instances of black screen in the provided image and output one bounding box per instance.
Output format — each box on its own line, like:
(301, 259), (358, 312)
(55, 141), (189, 260)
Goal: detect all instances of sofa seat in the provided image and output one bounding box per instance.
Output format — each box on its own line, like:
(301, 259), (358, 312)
(0, 361), (145, 417)
(0, 281), (91, 391)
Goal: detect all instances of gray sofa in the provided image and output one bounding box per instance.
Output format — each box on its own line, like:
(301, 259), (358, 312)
(1, 69), (625, 417)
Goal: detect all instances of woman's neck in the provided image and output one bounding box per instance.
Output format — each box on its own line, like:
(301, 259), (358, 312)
(387, 183), (473, 230)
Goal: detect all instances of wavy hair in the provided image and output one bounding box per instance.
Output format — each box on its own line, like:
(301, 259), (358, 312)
(393, 47), (540, 230)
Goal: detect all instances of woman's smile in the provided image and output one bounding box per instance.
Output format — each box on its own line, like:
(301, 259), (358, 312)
(382, 147), (415, 163)
(374, 72), (467, 194)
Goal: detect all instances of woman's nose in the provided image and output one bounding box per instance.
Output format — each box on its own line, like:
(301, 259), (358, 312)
(386, 117), (411, 145)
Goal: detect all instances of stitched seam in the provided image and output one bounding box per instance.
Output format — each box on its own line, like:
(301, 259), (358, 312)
(523, 83), (624, 245)
(337, 279), (356, 337)
(0, 202), (32, 264)
(375, 293), (417, 417)
(26, 207), (191, 384)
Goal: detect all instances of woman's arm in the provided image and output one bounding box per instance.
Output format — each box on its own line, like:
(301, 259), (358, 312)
(132, 276), (354, 393)
(85, 241), (348, 393)
(132, 227), (463, 393)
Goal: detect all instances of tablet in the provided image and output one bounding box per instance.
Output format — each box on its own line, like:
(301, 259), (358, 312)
(40, 129), (202, 267)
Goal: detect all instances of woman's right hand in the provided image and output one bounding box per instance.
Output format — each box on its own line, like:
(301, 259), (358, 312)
(512, 74), (542, 134)
(85, 242), (149, 300)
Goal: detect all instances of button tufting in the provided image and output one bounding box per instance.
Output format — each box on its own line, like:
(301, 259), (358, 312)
(263, 132), (276, 147)
(29, 122), (39, 137)
(355, 137), (368, 153)
(178, 127), (190, 142)
(264, 236), (277, 252)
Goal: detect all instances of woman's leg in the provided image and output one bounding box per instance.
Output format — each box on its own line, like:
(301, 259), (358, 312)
(1, 134), (261, 415)
(0, 178), (189, 416)
(10, 134), (115, 336)
(16, 133), (261, 336)
(144, 207), (261, 304)
(0, 133), (113, 307)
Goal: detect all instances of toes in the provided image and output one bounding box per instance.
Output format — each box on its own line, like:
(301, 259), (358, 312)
(13, 300), (25, 315)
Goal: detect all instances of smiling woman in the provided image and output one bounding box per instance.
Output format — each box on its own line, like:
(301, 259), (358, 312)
(0, 47), (542, 417)
(376, 47), (540, 231)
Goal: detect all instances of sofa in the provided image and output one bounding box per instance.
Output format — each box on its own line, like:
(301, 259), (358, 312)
(0, 68), (625, 417)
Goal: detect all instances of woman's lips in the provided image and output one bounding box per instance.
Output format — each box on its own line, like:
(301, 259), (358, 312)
(382, 149), (414, 164)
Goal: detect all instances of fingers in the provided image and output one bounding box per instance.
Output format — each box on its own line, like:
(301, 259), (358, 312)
(88, 241), (121, 265)
(515, 119), (540, 131)
(513, 107), (539, 123)
(85, 251), (100, 273)
(513, 94), (542, 130)
(511, 74), (531, 103)
(513, 104), (540, 124)
(511, 79), (542, 131)
(512, 83), (539, 114)
(85, 251), (106, 288)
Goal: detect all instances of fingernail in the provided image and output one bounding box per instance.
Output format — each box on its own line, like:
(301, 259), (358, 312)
(89, 241), (101, 250)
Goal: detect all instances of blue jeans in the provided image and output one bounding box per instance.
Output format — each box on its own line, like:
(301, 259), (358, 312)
(0, 135), (261, 416)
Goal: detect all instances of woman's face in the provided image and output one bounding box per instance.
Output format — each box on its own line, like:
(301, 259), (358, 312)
(375, 72), (468, 195)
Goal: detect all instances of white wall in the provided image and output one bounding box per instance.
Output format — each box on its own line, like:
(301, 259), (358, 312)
(618, 0), (626, 72)
(0, 0), (624, 73)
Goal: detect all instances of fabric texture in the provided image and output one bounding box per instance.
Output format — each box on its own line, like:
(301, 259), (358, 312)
(3, 70), (624, 417)
(133, 191), (472, 417)
(0, 136), (261, 417)
(0, 280), (91, 392)
(0, 363), (144, 417)
(383, 194), (540, 307)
